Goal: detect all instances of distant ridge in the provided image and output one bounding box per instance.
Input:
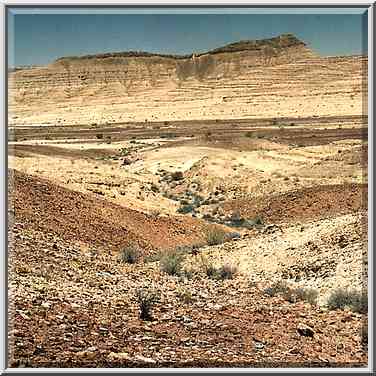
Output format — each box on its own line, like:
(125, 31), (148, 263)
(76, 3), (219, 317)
(55, 33), (305, 62)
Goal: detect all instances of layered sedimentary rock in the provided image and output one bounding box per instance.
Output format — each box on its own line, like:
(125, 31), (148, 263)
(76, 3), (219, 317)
(8, 34), (367, 126)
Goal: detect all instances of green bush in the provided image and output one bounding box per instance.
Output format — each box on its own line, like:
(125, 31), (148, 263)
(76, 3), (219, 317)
(327, 288), (367, 313)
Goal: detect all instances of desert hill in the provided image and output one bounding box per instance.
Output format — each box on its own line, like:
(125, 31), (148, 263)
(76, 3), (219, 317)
(8, 33), (366, 126)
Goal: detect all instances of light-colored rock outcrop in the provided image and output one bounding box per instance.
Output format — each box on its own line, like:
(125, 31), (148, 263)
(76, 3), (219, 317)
(8, 34), (367, 126)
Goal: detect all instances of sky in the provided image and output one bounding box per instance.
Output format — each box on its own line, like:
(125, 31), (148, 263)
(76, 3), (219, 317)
(7, 8), (368, 67)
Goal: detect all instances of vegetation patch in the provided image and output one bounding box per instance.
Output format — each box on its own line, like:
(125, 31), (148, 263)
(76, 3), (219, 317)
(119, 246), (140, 264)
(327, 288), (367, 313)
(136, 288), (160, 321)
(205, 227), (227, 246)
(265, 280), (318, 305)
(200, 255), (238, 280)
(160, 250), (186, 276)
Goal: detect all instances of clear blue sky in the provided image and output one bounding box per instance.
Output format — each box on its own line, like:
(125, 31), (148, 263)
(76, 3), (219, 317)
(8, 8), (368, 67)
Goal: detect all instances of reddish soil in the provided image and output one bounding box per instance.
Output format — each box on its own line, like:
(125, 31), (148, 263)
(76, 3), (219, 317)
(9, 169), (212, 254)
(222, 184), (367, 225)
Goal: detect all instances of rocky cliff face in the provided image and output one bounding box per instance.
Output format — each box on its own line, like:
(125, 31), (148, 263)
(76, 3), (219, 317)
(8, 34), (367, 126)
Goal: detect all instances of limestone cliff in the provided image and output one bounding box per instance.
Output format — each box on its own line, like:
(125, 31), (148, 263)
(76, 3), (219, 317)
(8, 34), (367, 125)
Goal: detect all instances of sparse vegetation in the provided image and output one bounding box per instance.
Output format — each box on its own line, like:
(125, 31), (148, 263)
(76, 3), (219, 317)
(136, 288), (160, 321)
(327, 288), (367, 313)
(199, 255), (238, 280)
(119, 246), (140, 264)
(206, 227), (227, 246)
(160, 250), (185, 276)
(264, 280), (290, 297)
(265, 281), (318, 305)
(177, 204), (195, 214)
(294, 288), (319, 305)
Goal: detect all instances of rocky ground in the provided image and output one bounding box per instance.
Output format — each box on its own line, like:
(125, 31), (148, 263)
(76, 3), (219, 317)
(8, 117), (368, 368)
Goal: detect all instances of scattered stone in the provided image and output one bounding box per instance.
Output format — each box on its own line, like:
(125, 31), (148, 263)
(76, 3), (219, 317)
(297, 323), (315, 338)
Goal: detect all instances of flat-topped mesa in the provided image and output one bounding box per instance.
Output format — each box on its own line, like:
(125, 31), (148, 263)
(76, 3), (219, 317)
(8, 33), (366, 125)
(54, 33), (306, 62)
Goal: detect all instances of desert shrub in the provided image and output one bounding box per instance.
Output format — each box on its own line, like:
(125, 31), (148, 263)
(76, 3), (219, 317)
(119, 246), (140, 264)
(206, 227), (227, 246)
(200, 255), (237, 280)
(192, 194), (204, 206)
(264, 280), (290, 297)
(136, 288), (160, 321)
(327, 288), (367, 313)
(177, 204), (195, 214)
(160, 250), (185, 276)
(294, 288), (319, 305)
(265, 281), (318, 305)
(96, 133), (103, 139)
